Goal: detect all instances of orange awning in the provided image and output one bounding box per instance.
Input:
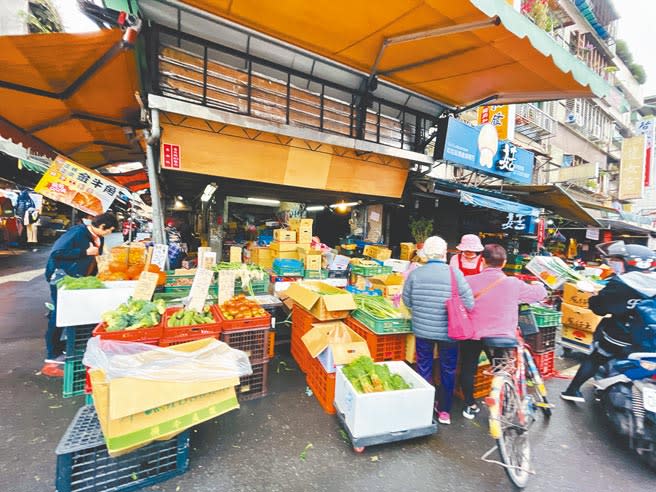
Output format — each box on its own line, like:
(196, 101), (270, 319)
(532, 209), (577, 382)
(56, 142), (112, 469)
(179, 0), (610, 107)
(0, 29), (143, 168)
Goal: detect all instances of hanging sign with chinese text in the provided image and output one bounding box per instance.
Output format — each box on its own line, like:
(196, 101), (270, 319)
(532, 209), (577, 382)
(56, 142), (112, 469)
(35, 156), (124, 216)
(434, 117), (534, 184)
(477, 104), (515, 141)
(501, 212), (536, 234)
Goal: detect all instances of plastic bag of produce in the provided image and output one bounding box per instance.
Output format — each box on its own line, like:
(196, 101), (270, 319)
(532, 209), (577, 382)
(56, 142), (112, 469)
(84, 336), (252, 382)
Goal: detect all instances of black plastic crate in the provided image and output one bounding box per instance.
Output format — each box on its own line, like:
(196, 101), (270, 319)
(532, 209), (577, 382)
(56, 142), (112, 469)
(220, 326), (270, 363)
(236, 361), (269, 402)
(55, 406), (189, 492)
(525, 325), (558, 354)
(327, 269), (349, 279)
(65, 325), (95, 358)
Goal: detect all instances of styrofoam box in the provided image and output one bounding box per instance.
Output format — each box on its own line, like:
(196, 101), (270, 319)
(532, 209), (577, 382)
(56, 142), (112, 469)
(334, 360), (435, 438)
(56, 281), (138, 327)
(383, 259), (410, 273)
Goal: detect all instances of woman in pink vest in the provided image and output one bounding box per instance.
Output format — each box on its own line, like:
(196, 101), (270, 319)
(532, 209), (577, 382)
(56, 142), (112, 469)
(449, 234), (484, 276)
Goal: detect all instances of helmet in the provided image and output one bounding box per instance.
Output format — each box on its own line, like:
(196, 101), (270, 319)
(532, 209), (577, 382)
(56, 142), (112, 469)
(596, 241), (656, 273)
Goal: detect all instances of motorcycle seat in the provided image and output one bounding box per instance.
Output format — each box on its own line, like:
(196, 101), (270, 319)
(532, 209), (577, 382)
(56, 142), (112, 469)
(628, 352), (656, 361)
(482, 337), (518, 348)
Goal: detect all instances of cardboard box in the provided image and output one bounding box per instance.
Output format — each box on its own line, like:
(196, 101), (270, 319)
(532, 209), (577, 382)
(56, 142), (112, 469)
(302, 321), (370, 373)
(273, 229), (296, 242)
(384, 259), (411, 273)
(229, 246), (242, 263)
(561, 325), (594, 347)
(289, 218), (313, 230)
(334, 361), (435, 438)
(369, 274), (404, 297)
(297, 229), (313, 244)
(561, 302), (604, 333)
(304, 255), (322, 271)
(563, 282), (600, 309)
(271, 250), (299, 260)
(329, 254), (351, 271)
(400, 243), (416, 261)
(285, 281), (356, 321)
(251, 247), (271, 261)
(89, 339), (239, 456)
(363, 245), (392, 261)
(270, 241), (298, 252)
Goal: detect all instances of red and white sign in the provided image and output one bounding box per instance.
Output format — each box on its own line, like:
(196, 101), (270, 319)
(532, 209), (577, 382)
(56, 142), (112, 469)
(536, 218), (545, 250)
(162, 143), (181, 169)
(636, 119), (654, 187)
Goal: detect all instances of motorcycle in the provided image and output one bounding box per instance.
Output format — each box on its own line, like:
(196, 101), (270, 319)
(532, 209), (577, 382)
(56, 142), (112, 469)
(594, 352), (656, 468)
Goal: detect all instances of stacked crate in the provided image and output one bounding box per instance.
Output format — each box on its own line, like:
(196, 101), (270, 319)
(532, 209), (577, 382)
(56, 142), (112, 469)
(63, 324), (95, 398)
(56, 405), (189, 492)
(290, 305), (316, 373)
(219, 308), (272, 401)
(525, 306), (562, 379)
(454, 355), (493, 401)
(560, 282), (602, 354)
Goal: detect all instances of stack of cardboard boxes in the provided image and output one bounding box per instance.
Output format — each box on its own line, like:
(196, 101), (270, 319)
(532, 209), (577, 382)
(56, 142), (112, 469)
(270, 229), (298, 261)
(560, 282), (604, 351)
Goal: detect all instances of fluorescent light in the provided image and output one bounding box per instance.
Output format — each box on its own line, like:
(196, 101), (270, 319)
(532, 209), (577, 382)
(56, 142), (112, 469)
(329, 201), (359, 209)
(247, 197), (280, 205)
(306, 205), (325, 212)
(201, 183), (218, 202)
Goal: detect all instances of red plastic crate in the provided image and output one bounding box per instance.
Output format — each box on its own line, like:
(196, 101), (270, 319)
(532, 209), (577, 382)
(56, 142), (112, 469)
(213, 305), (271, 332)
(344, 316), (406, 362)
(92, 321), (161, 344)
(291, 305), (319, 333)
(158, 333), (219, 347)
(237, 361), (269, 401)
(220, 326), (270, 363)
(532, 350), (556, 379)
(291, 306), (318, 373)
(305, 355), (336, 414)
(162, 306), (222, 338)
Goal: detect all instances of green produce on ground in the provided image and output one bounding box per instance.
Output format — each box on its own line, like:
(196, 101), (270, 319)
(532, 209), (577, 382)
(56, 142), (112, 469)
(167, 306), (215, 327)
(56, 275), (105, 290)
(342, 356), (411, 393)
(353, 295), (405, 319)
(101, 299), (166, 332)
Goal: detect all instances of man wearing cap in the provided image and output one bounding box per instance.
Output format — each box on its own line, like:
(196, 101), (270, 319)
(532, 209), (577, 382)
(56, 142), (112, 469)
(403, 235), (474, 425)
(450, 234), (485, 276)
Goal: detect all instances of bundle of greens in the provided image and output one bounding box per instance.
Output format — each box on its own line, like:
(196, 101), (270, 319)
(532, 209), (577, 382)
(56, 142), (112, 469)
(354, 295), (406, 319)
(56, 275), (105, 290)
(213, 262), (267, 295)
(167, 306), (215, 327)
(102, 298), (167, 332)
(342, 356), (411, 393)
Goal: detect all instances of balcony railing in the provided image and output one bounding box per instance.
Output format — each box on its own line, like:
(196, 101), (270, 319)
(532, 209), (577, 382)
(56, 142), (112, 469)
(515, 104), (556, 141)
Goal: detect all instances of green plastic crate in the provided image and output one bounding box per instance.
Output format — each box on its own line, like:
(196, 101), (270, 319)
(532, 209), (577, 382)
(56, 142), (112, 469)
(235, 277), (270, 295)
(273, 266), (304, 277)
(530, 306), (562, 328)
(303, 269), (328, 280)
(349, 264), (393, 277)
(351, 308), (412, 334)
(63, 357), (86, 398)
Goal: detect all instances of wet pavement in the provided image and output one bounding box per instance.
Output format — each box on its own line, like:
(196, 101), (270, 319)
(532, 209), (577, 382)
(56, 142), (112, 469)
(0, 249), (654, 491)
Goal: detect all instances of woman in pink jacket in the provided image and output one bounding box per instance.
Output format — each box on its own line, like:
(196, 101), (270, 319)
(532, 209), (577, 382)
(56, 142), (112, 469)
(459, 244), (547, 420)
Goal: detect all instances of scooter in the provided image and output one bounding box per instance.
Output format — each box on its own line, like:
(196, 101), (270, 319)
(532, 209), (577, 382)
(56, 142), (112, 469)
(594, 353), (656, 468)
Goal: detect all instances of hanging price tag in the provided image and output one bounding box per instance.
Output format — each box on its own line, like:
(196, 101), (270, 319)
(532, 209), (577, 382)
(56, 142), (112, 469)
(133, 272), (159, 301)
(217, 270), (236, 306)
(150, 243), (169, 270)
(187, 269), (215, 312)
(197, 247), (212, 269)
(201, 251), (217, 270)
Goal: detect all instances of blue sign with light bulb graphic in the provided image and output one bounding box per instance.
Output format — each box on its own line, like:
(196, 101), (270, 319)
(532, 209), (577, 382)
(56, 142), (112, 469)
(434, 117), (535, 184)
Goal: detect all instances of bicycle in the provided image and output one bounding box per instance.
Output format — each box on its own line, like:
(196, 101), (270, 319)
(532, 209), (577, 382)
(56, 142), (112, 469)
(480, 332), (552, 489)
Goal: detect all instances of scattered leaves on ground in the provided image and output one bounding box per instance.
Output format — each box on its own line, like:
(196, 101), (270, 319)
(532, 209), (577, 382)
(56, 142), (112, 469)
(299, 442), (313, 461)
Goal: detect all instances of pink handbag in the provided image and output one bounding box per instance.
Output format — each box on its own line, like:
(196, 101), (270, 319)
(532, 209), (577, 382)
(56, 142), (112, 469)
(446, 268), (474, 340)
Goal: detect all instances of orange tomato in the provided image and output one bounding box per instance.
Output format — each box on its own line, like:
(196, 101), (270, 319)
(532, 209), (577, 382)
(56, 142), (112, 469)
(147, 264), (161, 274)
(127, 263), (144, 280)
(157, 272), (167, 286)
(109, 261), (128, 273)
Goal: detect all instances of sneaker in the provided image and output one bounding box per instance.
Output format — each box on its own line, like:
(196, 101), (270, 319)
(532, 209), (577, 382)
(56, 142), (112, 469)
(438, 411), (451, 425)
(462, 404), (481, 420)
(44, 354), (65, 365)
(560, 389), (585, 403)
(41, 363), (64, 378)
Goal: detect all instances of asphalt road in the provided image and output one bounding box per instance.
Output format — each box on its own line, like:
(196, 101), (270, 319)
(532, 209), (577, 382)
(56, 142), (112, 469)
(0, 248), (654, 491)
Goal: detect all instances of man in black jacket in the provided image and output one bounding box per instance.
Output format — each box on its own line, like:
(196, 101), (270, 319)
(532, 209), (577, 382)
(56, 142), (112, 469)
(561, 242), (656, 402)
(42, 212), (117, 377)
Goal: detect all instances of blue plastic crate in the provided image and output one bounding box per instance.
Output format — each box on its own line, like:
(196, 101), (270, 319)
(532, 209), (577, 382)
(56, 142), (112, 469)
(65, 325), (95, 358)
(55, 406), (189, 492)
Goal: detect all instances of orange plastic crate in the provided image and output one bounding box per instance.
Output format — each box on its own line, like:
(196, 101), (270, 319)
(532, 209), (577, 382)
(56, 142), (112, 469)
(92, 321), (161, 344)
(213, 305), (271, 332)
(454, 364), (493, 400)
(268, 331), (275, 359)
(305, 356), (336, 414)
(290, 306), (318, 373)
(162, 306), (222, 339)
(344, 316), (406, 362)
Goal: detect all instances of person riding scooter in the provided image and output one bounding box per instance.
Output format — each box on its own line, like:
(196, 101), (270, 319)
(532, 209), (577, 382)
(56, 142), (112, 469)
(561, 241), (656, 403)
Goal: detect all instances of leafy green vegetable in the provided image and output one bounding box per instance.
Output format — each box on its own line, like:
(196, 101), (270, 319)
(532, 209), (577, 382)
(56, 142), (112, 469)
(101, 298), (166, 332)
(353, 295), (405, 319)
(56, 275), (105, 290)
(343, 356), (410, 393)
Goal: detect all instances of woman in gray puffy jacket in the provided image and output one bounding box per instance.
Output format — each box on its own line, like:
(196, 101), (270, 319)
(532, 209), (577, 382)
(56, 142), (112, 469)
(402, 235), (474, 425)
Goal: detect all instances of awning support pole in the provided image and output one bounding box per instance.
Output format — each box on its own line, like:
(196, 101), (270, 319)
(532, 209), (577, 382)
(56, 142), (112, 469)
(145, 109), (167, 245)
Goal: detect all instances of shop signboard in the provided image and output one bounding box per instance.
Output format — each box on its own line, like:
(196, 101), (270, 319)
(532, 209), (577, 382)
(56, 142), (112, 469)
(501, 212), (536, 234)
(618, 136), (646, 200)
(35, 155), (123, 215)
(162, 143), (181, 169)
(635, 119), (655, 187)
(434, 117), (534, 184)
(477, 104), (515, 141)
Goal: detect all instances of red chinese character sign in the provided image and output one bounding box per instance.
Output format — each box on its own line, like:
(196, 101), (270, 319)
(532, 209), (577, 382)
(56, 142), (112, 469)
(34, 155), (124, 216)
(162, 143), (181, 169)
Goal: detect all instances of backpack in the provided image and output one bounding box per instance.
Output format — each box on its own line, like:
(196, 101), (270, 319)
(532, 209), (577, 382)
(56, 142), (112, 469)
(631, 297), (656, 352)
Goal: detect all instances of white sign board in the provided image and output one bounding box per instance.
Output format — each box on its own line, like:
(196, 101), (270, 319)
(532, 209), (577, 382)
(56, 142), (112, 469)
(187, 269), (215, 312)
(150, 243), (169, 271)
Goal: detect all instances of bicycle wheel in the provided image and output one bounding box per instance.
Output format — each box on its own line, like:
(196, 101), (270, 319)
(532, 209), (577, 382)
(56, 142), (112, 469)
(490, 376), (531, 488)
(523, 349), (552, 418)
